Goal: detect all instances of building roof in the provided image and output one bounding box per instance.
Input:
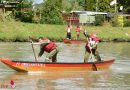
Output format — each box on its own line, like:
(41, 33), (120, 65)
(71, 10), (108, 15)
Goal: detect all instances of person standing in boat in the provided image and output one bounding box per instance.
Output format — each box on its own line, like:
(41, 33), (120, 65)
(32, 37), (59, 62)
(83, 30), (102, 63)
(76, 25), (81, 40)
(66, 24), (72, 40)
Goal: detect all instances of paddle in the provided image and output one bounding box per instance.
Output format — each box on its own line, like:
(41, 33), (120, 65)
(90, 50), (97, 71)
(29, 37), (38, 62)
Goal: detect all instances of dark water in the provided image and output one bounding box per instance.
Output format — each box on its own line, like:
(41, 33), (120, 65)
(0, 42), (130, 90)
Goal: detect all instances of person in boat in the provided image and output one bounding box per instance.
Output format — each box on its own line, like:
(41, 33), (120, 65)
(83, 30), (102, 63)
(76, 25), (81, 40)
(32, 37), (59, 62)
(66, 24), (72, 40)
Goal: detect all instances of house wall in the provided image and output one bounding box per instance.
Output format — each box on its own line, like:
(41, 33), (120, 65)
(63, 12), (79, 25)
(79, 14), (95, 24)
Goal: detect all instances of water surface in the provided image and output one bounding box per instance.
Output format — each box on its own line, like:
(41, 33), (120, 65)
(0, 42), (130, 90)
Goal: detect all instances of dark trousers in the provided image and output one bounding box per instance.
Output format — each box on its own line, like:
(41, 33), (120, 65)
(84, 48), (101, 63)
(66, 33), (71, 39)
(46, 48), (59, 62)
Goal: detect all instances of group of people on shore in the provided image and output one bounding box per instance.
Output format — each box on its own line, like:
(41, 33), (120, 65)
(31, 26), (102, 63)
(66, 24), (81, 40)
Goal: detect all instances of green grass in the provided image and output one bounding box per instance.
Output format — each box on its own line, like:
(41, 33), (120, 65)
(0, 21), (130, 42)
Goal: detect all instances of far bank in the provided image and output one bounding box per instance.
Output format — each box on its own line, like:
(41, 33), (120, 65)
(0, 21), (130, 42)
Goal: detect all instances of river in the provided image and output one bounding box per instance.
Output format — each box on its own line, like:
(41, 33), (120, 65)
(0, 42), (130, 90)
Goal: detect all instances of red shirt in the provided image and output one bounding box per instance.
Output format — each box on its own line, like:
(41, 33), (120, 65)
(76, 27), (80, 32)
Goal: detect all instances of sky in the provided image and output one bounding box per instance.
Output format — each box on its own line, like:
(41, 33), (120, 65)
(34, 0), (43, 4)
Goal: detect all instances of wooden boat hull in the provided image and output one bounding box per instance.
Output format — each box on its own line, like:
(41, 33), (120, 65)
(63, 39), (85, 44)
(0, 58), (114, 72)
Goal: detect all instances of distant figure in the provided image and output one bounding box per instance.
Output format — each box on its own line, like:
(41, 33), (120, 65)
(76, 25), (81, 40)
(32, 37), (59, 62)
(83, 31), (102, 63)
(66, 24), (72, 40)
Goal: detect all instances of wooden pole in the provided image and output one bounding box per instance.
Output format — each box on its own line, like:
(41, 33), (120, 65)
(90, 51), (97, 71)
(31, 42), (38, 62)
(29, 36), (38, 62)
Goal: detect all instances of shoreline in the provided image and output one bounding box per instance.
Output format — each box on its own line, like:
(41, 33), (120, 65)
(0, 21), (130, 42)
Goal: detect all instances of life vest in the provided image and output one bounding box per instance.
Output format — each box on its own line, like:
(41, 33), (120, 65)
(85, 34), (101, 50)
(42, 42), (57, 53)
(76, 27), (80, 32)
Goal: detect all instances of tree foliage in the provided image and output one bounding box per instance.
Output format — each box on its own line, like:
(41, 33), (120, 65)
(15, 0), (33, 22)
(2, 0), (130, 23)
(86, 0), (95, 11)
(118, 0), (130, 13)
(98, 0), (111, 12)
(40, 0), (64, 24)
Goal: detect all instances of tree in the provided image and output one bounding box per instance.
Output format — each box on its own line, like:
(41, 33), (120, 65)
(118, 0), (130, 13)
(98, 0), (111, 12)
(15, 0), (33, 22)
(62, 0), (83, 13)
(79, 0), (95, 11)
(40, 0), (64, 24)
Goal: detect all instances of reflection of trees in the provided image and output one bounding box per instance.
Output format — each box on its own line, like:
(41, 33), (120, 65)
(35, 71), (112, 90)
(2, 70), (130, 90)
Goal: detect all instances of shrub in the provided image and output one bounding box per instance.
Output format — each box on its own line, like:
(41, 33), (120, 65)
(111, 15), (124, 27)
(124, 18), (130, 27)
(94, 15), (104, 26)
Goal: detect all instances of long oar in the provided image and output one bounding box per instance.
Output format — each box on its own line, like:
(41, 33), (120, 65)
(31, 41), (38, 62)
(29, 37), (38, 62)
(90, 51), (97, 71)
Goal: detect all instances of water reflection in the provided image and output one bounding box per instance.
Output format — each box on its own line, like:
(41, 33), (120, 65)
(0, 42), (130, 90)
(1, 70), (113, 90)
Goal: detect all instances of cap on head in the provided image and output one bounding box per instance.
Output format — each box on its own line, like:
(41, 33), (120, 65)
(90, 34), (97, 38)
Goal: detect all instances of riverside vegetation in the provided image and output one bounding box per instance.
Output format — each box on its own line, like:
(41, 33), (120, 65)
(0, 21), (130, 42)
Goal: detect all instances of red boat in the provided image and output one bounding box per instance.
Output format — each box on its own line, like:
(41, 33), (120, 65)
(63, 39), (86, 44)
(0, 58), (115, 72)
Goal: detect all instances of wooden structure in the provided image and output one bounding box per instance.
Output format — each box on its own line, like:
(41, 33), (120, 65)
(62, 12), (79, 25)
(63, 11), (108, 25)
(0, 1), (19, 21)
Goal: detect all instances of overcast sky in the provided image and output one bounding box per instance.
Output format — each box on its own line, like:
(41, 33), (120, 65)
(34, 0), (43, 4)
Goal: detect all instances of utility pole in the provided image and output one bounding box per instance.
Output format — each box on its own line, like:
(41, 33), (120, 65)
(110, 0), (118, 13)
(115, 0), (117, 13)
(96, 0), (98, 12)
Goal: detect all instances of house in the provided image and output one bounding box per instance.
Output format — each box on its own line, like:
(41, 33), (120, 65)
(62, 11), (79, 25)
(0, 1), (19, 21)
(63, 10), (108, 25)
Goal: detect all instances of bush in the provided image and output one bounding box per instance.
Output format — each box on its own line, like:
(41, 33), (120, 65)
(111, 17), (118, 27)
(94, 15), (104, 26)
(15, 10), (33, 23)
(111, 15), (124, 27)
(124, 19), (130, 27)
(40, 0), (64, 24)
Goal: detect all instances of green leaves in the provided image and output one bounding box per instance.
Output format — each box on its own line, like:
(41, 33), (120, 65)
(40, 0), (64, 24)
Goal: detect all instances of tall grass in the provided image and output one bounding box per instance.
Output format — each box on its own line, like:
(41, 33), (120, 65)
(0, 21), (130, 42)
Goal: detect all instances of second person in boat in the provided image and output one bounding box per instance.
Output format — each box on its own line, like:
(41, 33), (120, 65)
(83, 30), (102, 63)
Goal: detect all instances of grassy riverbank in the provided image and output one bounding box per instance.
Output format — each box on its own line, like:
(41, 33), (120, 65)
(0, 21), (130, 42)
